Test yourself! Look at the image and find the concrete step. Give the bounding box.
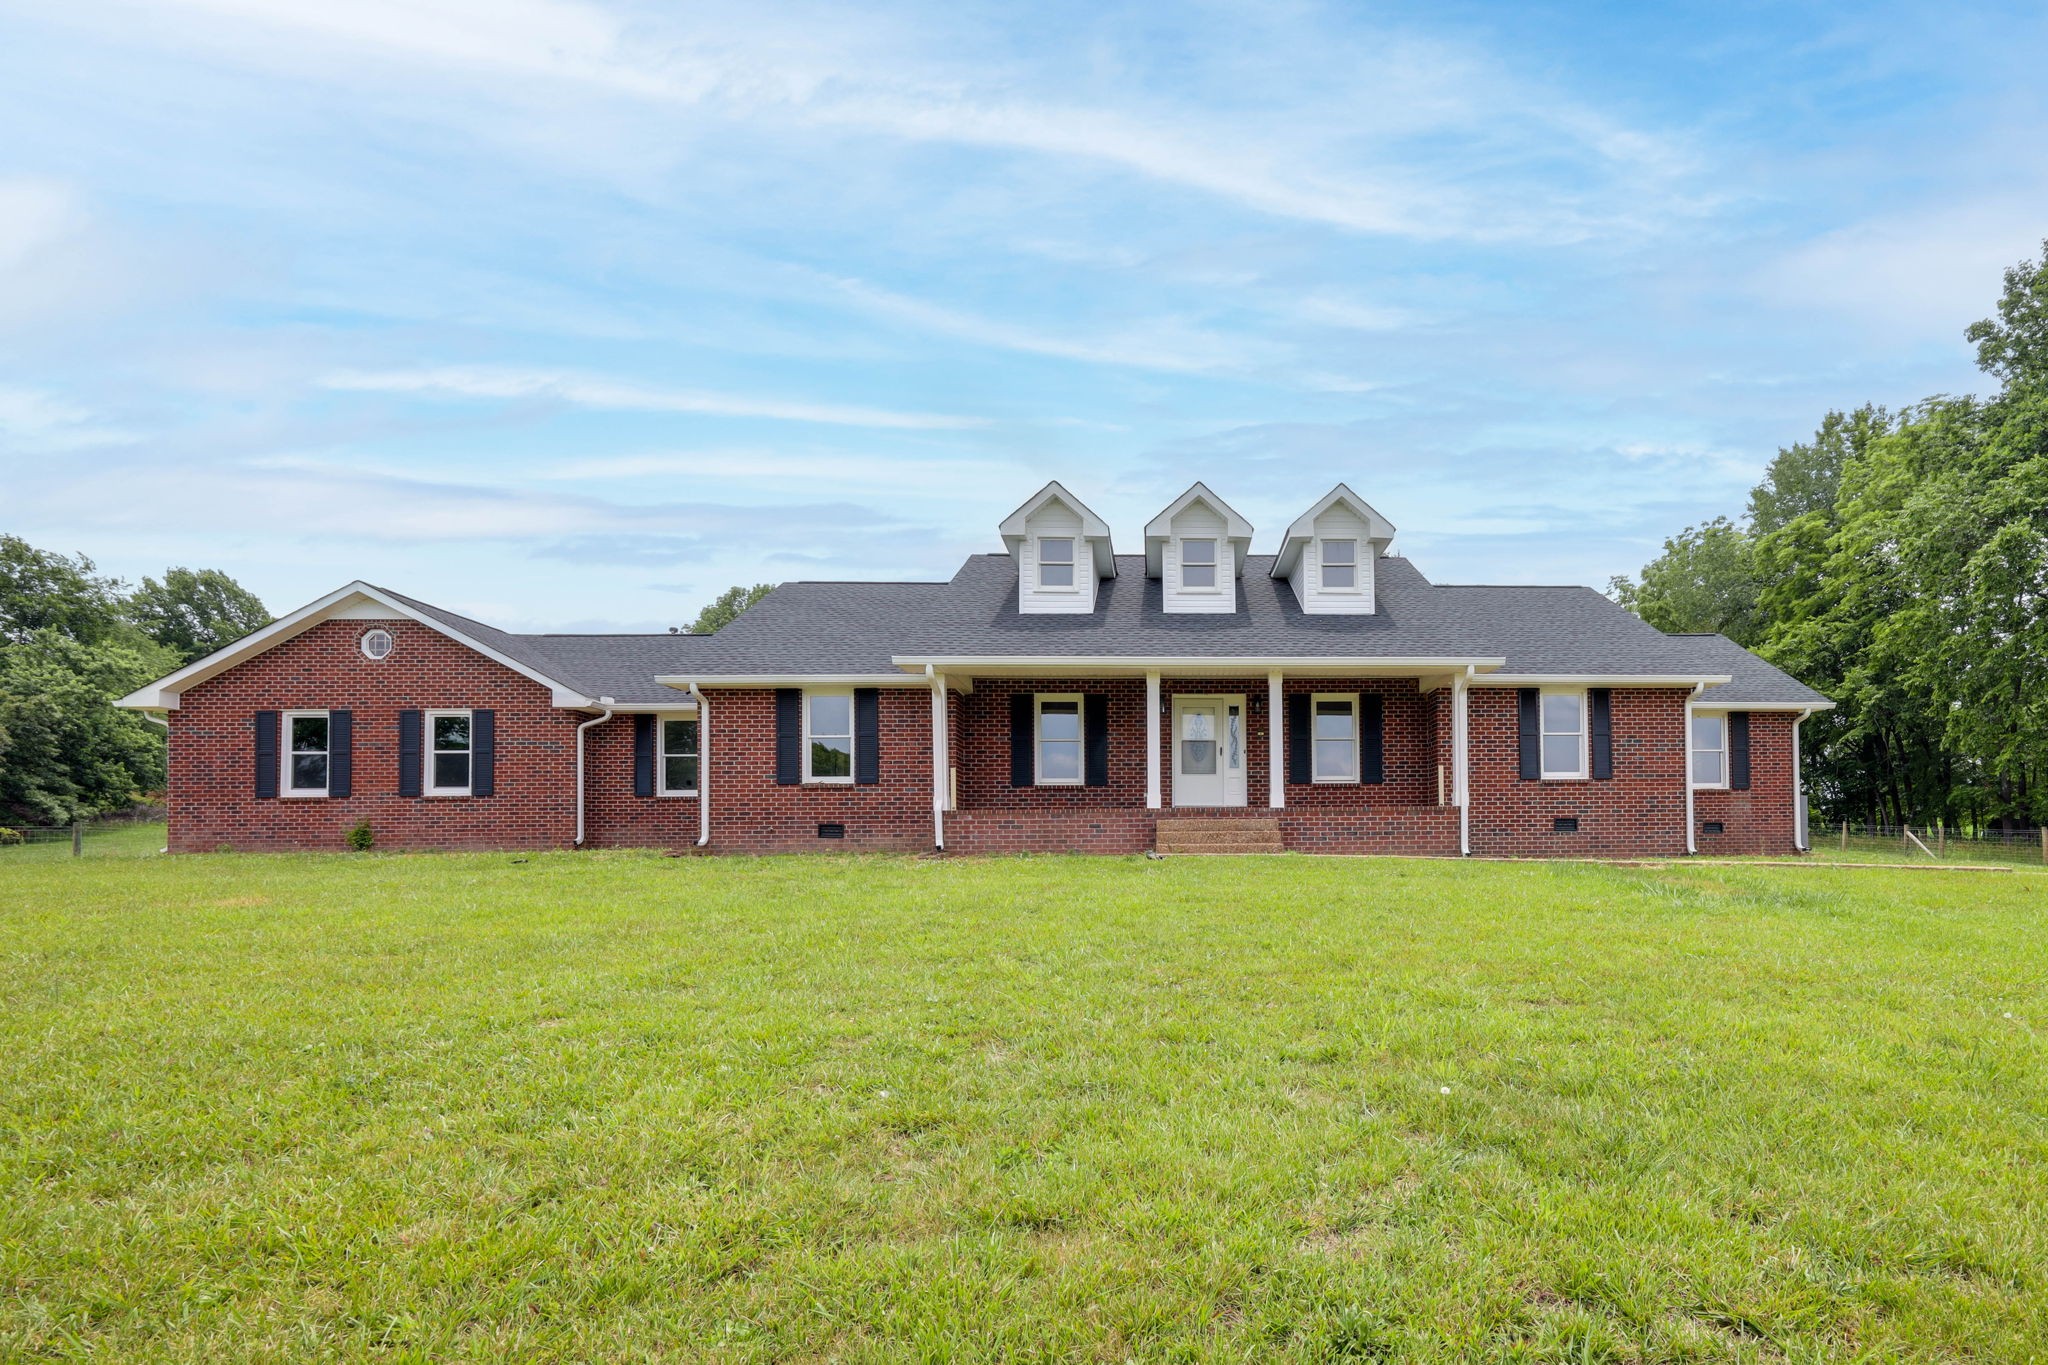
[1155,840,1286,856]
[1156,832,1286,849]
[1155,816,1285,855]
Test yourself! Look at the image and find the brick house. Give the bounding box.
[117,481,1830,857]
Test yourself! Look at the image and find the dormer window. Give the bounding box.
[1181,538,1217,590]
[1321,539,1358,591]
[1038,537,1076,589]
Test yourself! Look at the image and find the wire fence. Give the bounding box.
[0,817,167,860]
[1814,821,2048,866]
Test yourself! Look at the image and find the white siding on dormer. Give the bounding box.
[1162,500,1234,614]
[1017,500,1097,614]
[1290,505,1376,614]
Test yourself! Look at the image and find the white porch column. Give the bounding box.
[1793,708,1810,850]
[1145,670,1162,809]
[1267,670,1285,809]
[1453,667,1471,855]
[1683,683,1702,854]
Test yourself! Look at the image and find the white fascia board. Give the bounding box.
[891,655,1505,676]
[574,702,698,714]
[654,673,931,689]
[1697,699,1837,712]
[1472,673,1734,688]
[114,580,595,710]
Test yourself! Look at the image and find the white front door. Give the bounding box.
[1172,696,1247,807]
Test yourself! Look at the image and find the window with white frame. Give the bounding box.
[1036,695,1083,785]
[1038,536,1076,589]
[1540,691,1587,780]
[426,709,473,795]
[1692,712,1727,788]
[805,690,854,782]
[283,710,329,797]
[660,717,699,795]
[1180,538,1218,590]
[1320,538,1358,590]
[1312,694,1358,782]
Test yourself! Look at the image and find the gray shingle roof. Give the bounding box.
[376,557,1830,709]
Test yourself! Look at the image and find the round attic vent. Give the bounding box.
[360,628,395,660]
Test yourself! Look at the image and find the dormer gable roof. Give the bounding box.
[1142,481,1254,578]
[1270,483,1397,579]
[997,480,1116,576]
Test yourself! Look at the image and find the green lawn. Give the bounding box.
[2,852,2043,1362]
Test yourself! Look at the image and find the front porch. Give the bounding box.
[929,668,1472,856]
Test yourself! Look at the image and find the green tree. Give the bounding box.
[0,536,123,645]
[0,630,167,823]
[689,583,774,634]
[1965,237,2048,386]
[125,567,271,664]
[1749,406,1891,536]
[1608,517,1762,646]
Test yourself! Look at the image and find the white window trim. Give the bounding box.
[424,708,474,797]
[1035,692,1085,787]
[1177,537,1222,593]
[1310,692,1360,785]
[1319,538,1361,593]
[803,688,856,785]
[1036,536,1080,592]
[281,709,330,799]
[1540,688,1589,781]
[658,716,699,797]
[1692,710,1729,790]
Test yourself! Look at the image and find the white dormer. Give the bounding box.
[998,481,1116,615]
[1270,484,1397,614]
[1144,482,1253,614]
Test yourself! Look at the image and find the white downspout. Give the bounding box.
[1793,706,1813,851]
[927,664,946,851]
[1684,682,1704,854]
[1454,666,1472,857]
[687,683,710,847]
[574,707,613,847]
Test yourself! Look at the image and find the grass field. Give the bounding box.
[3,850,2044,1362]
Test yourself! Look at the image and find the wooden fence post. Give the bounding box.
[2040,826,2046,865]
[1937,824,1946,858]
[71,822,82,857]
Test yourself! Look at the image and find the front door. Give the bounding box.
[1172,696,1246,807]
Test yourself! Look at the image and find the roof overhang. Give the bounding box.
[114,581,596,711]
[891,654,1505,680]
[1471,674,1735,689]
[1271,483,1397,579]
[1142,482,1255,578]
[655,673,936,691]
[997,479,1116,577]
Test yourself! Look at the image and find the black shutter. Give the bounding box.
[1589,689,1613,780]
[775,689,802,785]
[1083,694,1109,787]
[1729,711,1751,790]
[1359,694,1384,784]
[1518,688,1541,780]
[1010,692,1034,787]
[254,710,278,799]
[398,710,422,797]
[633,714,655,797]
[472,710,496,796]
[329,709,353,798]
[1287,693,1311,786]
[854,688,880,785]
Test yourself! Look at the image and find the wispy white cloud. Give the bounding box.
[320,365,985,430]
[535,449,1023,486]
[0,384,138,454]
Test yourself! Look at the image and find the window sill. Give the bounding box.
[657,790,699,799]
[803,779,855,787]
[423,791,475,799]
[1310,777,1360,785]
[1539,775,1589,783]
[282,791,328,800]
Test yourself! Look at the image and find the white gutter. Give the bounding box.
[891,654,1505,672]
[656,673,918,689]
[574,707,613,846]
[927,665,946,851]
[1474,673,1733,689]
[1683,682,1705,854]
[687,683,710,847]
[1454,665,1472,857]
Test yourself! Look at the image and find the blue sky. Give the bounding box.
[3,0,2045,631]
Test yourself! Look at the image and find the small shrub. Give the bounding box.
[0,826,22,846]
[346,821,375,852]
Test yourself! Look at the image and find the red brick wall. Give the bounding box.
[1695,712,1799,855]
[581,715,699,850]
[1278,677,1440,807]
[700,686,935,852]
[956,679,1148,810]
[1465,686,1691,857]
[167,618,580,852]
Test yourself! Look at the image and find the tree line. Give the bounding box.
[0,542,268,825]
[1611,241,2048,831]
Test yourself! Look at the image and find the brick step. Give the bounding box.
[1155,840,1287,855]
[1156,830,1287,847]
[1155,817,1282,833]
